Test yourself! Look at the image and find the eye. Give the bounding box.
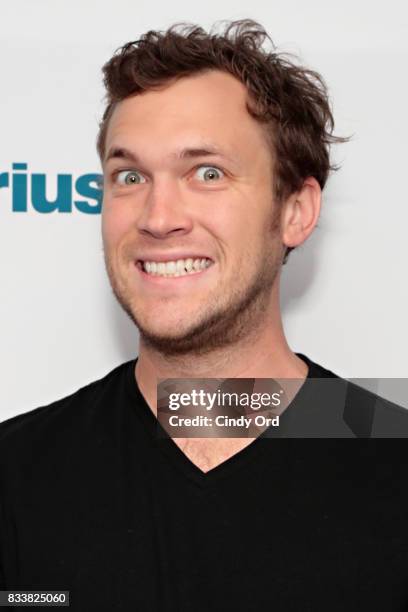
[115,170,146,185]
[195,166,224,182]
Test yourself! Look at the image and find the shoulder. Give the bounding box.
[345,382,408,438]
[0,359,135,457]
[298,353,408,437]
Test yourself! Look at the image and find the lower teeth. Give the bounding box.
[148,269,202,277]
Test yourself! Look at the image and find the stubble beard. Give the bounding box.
[104,237,283,358]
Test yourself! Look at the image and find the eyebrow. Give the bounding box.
[104,145,239,166]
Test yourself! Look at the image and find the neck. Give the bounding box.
[135,307,308,416]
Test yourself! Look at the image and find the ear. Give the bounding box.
[280,177,322,249]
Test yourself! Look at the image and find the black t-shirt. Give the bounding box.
[1,354,408,611]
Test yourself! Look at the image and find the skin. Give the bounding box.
[101,70,321,472]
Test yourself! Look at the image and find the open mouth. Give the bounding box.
[136,257,213,278]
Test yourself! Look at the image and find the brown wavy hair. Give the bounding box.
[97,19,348,262]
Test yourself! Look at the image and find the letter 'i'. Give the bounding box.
[12,163,28,212]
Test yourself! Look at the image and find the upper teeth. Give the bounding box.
[142,258,212,276]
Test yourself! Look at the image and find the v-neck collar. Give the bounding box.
[124,353,332,486]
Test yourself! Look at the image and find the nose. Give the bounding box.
[137,179,193,239]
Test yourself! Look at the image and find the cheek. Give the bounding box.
[101,201,133,248]
[204,209,261,274]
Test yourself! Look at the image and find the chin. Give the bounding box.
[139,322,191,342]
[137,327,204,356]
[133,310,200,341]
[133,307,222,356]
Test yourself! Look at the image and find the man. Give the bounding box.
[1,19,408,611]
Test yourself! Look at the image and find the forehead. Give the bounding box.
[104,70,269,158]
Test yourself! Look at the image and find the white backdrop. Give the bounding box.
[1,0,407,421]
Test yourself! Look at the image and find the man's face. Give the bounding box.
[102,70,285,355]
